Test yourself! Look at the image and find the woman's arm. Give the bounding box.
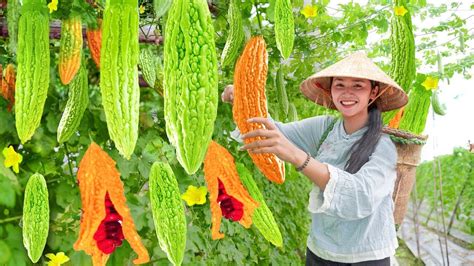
[223,84,331,155]
[241,117,398,220]
[240,117,331,190]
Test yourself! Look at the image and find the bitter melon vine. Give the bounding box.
[275,66,289,117]
[22,173,49,263]
[138,46,159,89]
[274,0,295,59]
[74,142,149,265]
[236,163,283,247]
[86,18,102,68]
[154,0,172,18]
[59,16,83,85]
[431,90,446,116]
[204,141,259,240]
[383,0,416,125]
[1,64,16,112]
[100,0,140,159]
[221,0,244,68]
[164,0,219,174]
[15,0,50,143]
[398,74,432,135]
[233,36,286,184]
[149,162,186,266]
[57,62,89,143]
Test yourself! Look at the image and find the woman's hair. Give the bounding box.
[330,78,383,174]
[344,103,382,174]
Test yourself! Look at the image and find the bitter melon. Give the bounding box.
[22,173,49,263]
[100,0,140,159]
[57,62,89,143]
[149,162,186,266]
[164,0,219,174]
[15,0,50,143]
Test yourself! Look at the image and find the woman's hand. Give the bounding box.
[221,85,234,104]
[240,117,305,166]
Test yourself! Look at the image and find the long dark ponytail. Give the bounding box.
[343,80,383,174]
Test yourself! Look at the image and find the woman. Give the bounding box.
[222,51,408,265]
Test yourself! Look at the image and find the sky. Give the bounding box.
[306,0,474,162]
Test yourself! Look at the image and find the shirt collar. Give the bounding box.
[337,119,368,139]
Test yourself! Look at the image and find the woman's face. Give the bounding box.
[330,77,379,118]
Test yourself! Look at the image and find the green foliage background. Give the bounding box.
[414,148,474,236]
[0,0,472,265]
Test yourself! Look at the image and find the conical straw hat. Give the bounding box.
[300,51,408,112]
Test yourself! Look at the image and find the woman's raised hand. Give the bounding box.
[221,84,234,104]
[240,117,301,165]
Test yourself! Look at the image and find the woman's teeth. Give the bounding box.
[341,101,357,106]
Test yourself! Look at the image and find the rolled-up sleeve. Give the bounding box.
[269,116,332,156]
[308,135,398,220]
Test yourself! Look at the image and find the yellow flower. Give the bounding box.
[2,146,22,174]
[45,252,70,266]
[47,0,58,14]
[421,76,439,90]
[301,5,318,18]
[139,4,145,14]
[181,185,207,206]
[394,6,408,16]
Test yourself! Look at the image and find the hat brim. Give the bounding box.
[299,51,409,112]
[300,75,408,112]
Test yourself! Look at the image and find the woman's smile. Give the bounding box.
[339,100,359,107]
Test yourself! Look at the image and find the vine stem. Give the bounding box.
[64,143,75,178]
[139,25,148,41]
[47,178,61,184]
[254,2,264,35]
[0,215,21,224]
[431,112,449,265]
[447,171,470,234]
[146,16,156,37]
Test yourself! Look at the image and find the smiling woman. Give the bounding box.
[226,51,409,265]
[328,76,383,173]
[331,77,377,111]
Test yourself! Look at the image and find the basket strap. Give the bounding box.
[315,116,338,154]
[397,161,419,167]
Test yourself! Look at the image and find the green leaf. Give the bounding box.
[137,160,151,180]
[69,251,93,266]
[266,0,276,22]
[46,111,60,133]
[0,155,21,193]
[0,110,15,136]
[0,240,12,264]
[3,224,28,266]
[108,241,135,265]
[54,181,79,209]
[115,156,137,180]
[0,175,16,208]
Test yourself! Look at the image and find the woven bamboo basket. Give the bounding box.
[381,127,428,225]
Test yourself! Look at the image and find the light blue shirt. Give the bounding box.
[271,115,399,263]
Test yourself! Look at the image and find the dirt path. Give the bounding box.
[398,216,474,265]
